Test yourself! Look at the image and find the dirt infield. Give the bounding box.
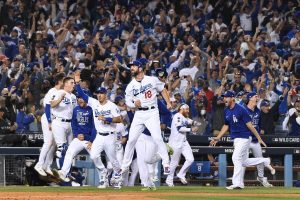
[1,192,300,200]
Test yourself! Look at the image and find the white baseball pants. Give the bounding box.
[36,114,56,170]
[90,134,121,173]
[122,109,169,170]
[60,138,105,180]
[166,141,194,182]
[232,137,271,187]
[51,119,73,146]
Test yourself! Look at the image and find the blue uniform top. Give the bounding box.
[71,105,95,142]
[224,103,252,139]
[245,106,261,143]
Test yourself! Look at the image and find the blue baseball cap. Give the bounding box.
[115,95,124,104]
[261,100,270,107]
[222,91,235,98]
[95,87,107,94]
[247,92,257,100]
[128,60,142,68]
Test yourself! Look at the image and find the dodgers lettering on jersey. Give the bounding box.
[245,106,261,142]
[87,97,120,133]
[125,75,165,108]
[169,112,193,148]
[224,103,252,139]
[71,105,95,142]
[51,90,77,119]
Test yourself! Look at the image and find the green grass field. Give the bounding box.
[0,186,299,200]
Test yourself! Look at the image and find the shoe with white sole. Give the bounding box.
[57,170,70,182]
[226,185,243,190]
[165,179,174,187]
[177,175,188,184]
[257,177,273,188]
[97,180,109,189]
[141,186,157,191]
[44,167,54,176]
[34,165,47,176]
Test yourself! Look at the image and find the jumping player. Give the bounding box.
[34,72,65,176]
[122,60,172,175]
[210,91,275,190]
[244,92,273,187]
[50,77,77,169]
[74,72,123,188]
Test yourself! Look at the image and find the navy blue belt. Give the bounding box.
[98,132,114,136]
[138,106,155,111]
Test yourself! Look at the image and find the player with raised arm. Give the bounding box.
[56,89,107,189]
[166,104,200,187]
[210,91,275,190]
[34,72,65,176]
[51,77,77,169]
[74,72,123,189]
[121,60,172,175]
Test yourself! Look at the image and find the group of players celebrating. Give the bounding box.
[33,59,275,190]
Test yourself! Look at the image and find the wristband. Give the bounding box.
[105,117,113,123]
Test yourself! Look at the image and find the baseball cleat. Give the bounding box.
[165,179,174,187]
[44,167,54,176]
[56,170,70,182]
[97,181,109,189]
[34,165,47,176]
[177,175,188,184]
[226,185,243,190]
[257,177,273,188]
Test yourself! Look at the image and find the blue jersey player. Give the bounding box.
[210,91,275,190]
[56,90,107,188]
[244,92,273,187]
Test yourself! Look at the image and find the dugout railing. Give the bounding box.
[0,146,299,187]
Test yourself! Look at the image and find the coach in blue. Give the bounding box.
[210,91,275,190]
[56,90,106,186]
[243,92,273,188]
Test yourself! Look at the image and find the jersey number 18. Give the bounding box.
[145,90,152,99]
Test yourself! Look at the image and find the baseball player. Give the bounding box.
[244,92,273,187]
[34,72,65,176]
[210,91,275,190]
[122,60,172,175]
[165,104,200,187]
[51,77,77,168]
[56,90,107,188]
[74,73,123,188]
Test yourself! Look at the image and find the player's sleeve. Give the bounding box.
[154,77,165,92]
[75,84,89,102]
[85,108,95,142]
[111,103,121,117]
[45,104,52,123]
[125,84,135,108]
[71,107,79,138]
[241,107,251,124]
[224,110,229,125]
[174,115,191,133]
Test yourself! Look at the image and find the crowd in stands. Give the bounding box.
[0,0,300,136]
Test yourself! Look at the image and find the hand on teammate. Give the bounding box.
[134,99,141,108]
[60,92,66,100]
[48,123,52,131]
[86,141,92,150]
[78,134,84,141]
[98,115,105,121]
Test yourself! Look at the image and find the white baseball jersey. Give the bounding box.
[43,87,59,108]
[125,75,164,108]
[169,112,193,148]
[88,97,120,133]
[51,90,77,119]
